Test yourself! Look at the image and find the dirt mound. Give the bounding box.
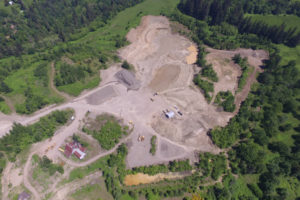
[115,70,141,90]
[186,45,198,64]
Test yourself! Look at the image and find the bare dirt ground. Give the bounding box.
[0,15,268,199]
[205,47,268,110]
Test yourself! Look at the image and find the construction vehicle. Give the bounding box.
[138,135,145,142]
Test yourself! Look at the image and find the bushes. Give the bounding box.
[201,64,218,82]
[247,184,263,199]
[232,54,251,91]
[16,87,48,114]
[131,160,193,175]
[197,153,227,180]
[34,63,48,86]
[150,136,157,156]
[121,61,133,70]
[210,119,241,148]
[83,116,128,150]
[55,63,87,86]
[193,75,214,102]
[214,91,236,112]
[39,155,64,175]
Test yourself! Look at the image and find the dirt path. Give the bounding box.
[234,67,261,112]
[23,152,40,200]
[50,171,102,200]
[0,95,15,113]
[1,162,12,200]
[50,62,73,101]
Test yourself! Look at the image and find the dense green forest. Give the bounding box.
[178,0,300,47]
[0,0,143,58]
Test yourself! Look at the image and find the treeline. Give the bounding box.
[178,0,300,47]
[0,0,143,58]
[0,109,73,161]
[131,160,192,175]
[238,17,300,47]
[193,75,214,102]
[232,54,251,90]
[178,0,300,23]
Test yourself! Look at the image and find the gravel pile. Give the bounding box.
[115,69,141,90]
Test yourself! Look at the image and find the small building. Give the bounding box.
[64,141,86,160]
[165,111,175,119]
[18,191,31,200]
[74,149,86,159]
[9,1,14,5]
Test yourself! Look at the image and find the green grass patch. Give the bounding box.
[0,100,11,114]
[70,179,114,200]
[67,156,108,183]
[246,14,300,34]
[58,76,100,96]
[276,44,300,70]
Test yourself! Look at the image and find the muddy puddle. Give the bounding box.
[124,171,193,186]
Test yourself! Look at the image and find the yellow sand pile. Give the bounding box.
[186,45,198,64]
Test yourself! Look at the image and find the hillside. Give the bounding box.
[0,0,299,200]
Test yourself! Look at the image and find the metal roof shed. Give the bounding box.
[165,111,175,119]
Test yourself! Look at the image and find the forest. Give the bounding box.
[0,0,143,58]
[178,0,300,47]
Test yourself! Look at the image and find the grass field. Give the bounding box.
[69,178,114,200]
[0,100,11,114]
[246,14,300,33]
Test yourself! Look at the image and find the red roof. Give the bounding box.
[74,151,81,159]
[65,144,73,158]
